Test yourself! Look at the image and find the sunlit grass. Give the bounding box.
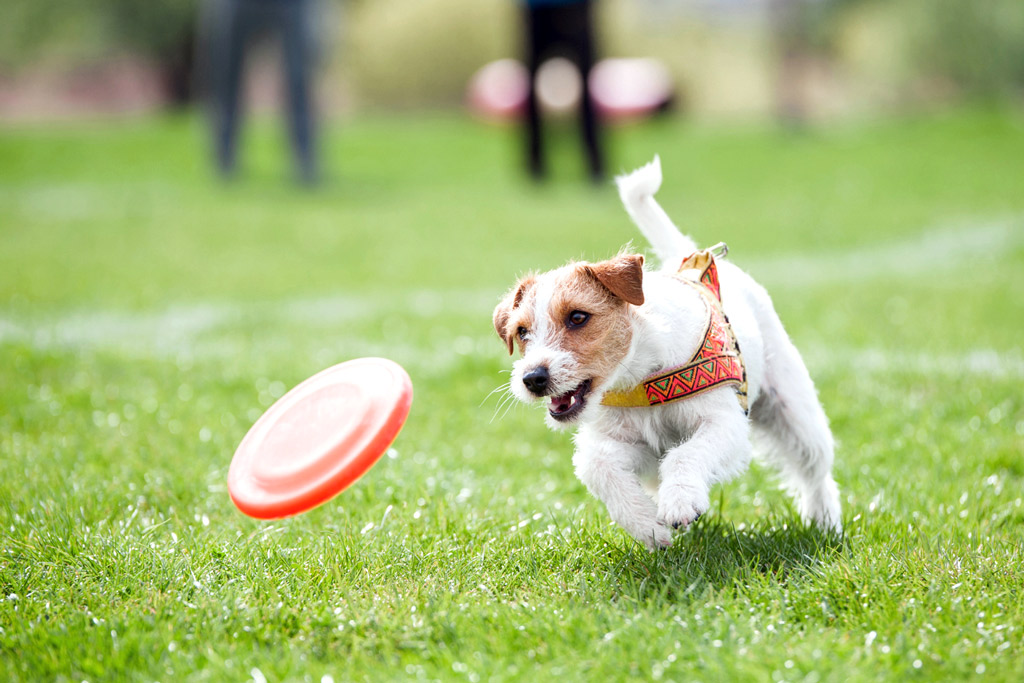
[1,108,1023,681]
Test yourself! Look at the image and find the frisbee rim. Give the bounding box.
[228,357,412,519]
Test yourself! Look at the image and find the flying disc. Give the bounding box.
[228,357,413,519]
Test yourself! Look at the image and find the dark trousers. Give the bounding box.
[208,0,318,183]
[523,2,604,181]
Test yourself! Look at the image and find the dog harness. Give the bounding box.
[600,243,749,413]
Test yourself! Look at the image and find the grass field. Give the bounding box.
[2,108,1023,682]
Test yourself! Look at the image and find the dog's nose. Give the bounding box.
[522,367,550,396]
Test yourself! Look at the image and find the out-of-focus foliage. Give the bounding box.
[346,0,515,108]
[1,0,1022,109]
[0,0,197,67]
[103,0,199,59]
[0,1,105,66]
[905,0,1024,96]
[794,0,1024,96]
[0,0,199,104]
[343,0,1024,110]
[103,0,199,102]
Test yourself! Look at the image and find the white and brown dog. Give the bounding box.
[493,157,842,550]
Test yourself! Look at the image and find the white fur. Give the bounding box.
[507,157,842,550]
[615,155,697,263]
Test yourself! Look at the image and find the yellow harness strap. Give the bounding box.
[601,243,749,413]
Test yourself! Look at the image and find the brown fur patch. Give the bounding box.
[543,263,636,390]
[493,274,536,355]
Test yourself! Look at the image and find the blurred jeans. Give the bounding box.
[206,0,319,183]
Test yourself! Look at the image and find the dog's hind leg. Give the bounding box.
[750,330,843,532]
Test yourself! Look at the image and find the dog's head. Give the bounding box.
[493,253,645,429]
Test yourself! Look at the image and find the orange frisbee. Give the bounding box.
[228,357,413,519]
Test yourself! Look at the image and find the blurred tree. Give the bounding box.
[347,0,514,107]
[907,0,1024,97]
[0,0,199,106]
[825,0,1024,97]
[102,0,200,105]
[3,0,1021,113]
[0,1,106,67]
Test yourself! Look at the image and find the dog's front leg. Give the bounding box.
[573,430,672,551]
[657,401,751,529]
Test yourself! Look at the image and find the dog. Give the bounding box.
[492,156,842,550]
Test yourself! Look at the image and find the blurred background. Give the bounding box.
[2,0,1022,126]
[2,0,1023,327]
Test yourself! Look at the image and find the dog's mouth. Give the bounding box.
[548,379,592,422]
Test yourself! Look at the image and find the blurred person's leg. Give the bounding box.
[523,5,550,180]
[524,1,604,182]
[280,0,319,184]
[211,0,249,177]
[568,1,604,182]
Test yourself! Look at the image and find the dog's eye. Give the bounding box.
[567,311,590,328]
[517,326,528,341]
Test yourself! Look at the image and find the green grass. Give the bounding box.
[1,107,1023,682]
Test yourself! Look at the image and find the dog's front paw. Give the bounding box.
[657,484,709,530]
[613,514,673,551]
[633,520,674,551]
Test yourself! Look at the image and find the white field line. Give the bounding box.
[801,346,1024,381]
[0,290,497,355]
[1,218,1021,377]
[740,216,1023,288]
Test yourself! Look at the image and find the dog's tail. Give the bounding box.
[616,155,697,265]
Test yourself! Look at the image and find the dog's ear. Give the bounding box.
[492,302,515,356]
[493,275,535,355]
[587,254,645,306]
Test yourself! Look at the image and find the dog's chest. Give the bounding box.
[596,401,702,455]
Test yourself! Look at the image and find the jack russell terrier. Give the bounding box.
[492,157,842,550]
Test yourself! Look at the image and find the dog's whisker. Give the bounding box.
[490,390,514,415]
[479,382,512,408]
[489,387,520,423]
[494,390,516,413]
[491,398,519,424]
[496,395,524,422]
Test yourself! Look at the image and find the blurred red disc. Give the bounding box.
[467,58,529,120]
[590,58,674,119]
[228,358,413,519]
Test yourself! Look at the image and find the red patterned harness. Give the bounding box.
[600,244,749,413]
